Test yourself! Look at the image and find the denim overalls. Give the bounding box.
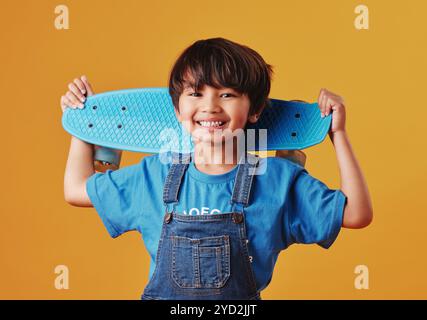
[141,152,262,300]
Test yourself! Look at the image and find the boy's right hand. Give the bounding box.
[60,75,94,112]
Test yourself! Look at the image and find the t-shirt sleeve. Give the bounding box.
[285,166,347,249]
[86,163,143,238]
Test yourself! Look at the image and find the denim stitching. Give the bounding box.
[215,247,221,287]
[162,164,176,203]
[193,244,200,288]
[231,166,244,204]
[231,153,259,207]
[170,234,230,289]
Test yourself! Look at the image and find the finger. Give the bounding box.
[60,95,68,112]
[66,91,84,108]
[317,89,325,115]
[324,98,333,116]
[73,78,86,96]
[61,95,74,111]
[68,83,86,102]
[80,75,94,96]
[317,89,323,106]
[327,91,343,104]
[66,91,81,106]
[320,93,328,117]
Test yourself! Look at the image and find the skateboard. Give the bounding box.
[62,87,332,157]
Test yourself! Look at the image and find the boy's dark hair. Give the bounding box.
[168,37,274,117]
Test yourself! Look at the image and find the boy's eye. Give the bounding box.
[188,92,235,98]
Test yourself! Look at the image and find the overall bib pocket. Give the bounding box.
[171,235,231,289]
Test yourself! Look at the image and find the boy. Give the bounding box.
[62,38,373,300]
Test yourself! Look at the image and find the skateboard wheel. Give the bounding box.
[93,146,122,172]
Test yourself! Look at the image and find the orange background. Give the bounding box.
[0,0,426,299]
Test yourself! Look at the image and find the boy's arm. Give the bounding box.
[318,88,373,229]
[330,131,373,228]
[62,75,122,207]
[64,136,96,207]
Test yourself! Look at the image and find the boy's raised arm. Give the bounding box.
[330,131,373,228]
[318,88,373,229]
[61,75,122,207]
[64,136,95,207]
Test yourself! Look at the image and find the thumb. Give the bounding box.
[81,75,94,96]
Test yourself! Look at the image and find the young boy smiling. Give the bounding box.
[62,37,373,300]
[175,73,260,175]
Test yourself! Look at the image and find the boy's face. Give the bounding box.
[175,82,260,145]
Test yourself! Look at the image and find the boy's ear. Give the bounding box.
[247,113,260,123]
[247,104,266,123]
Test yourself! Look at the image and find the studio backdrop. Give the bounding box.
[0,0,425,299]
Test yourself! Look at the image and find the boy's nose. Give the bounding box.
[198,99,222,113]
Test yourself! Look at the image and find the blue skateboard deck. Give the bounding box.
[62,88,331,153]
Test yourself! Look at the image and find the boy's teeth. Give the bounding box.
[198,121,224,127]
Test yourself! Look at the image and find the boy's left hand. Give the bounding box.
[317,88,346,136]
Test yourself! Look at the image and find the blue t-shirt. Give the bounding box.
[86,153,347,291]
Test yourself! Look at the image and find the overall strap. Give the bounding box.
[230,152,260,213]
[162,152,191,213]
